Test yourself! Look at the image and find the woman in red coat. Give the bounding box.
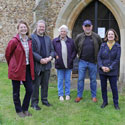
[5,20,34,117]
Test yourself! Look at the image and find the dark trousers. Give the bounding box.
[100,74,119,105]
[31,70,50,106]
[12,65,33,113]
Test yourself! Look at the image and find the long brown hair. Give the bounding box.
[17,20,30,37]
[104,28,119,42]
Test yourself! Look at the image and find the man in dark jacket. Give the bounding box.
[75,20,102,103]
[31,20,54,110]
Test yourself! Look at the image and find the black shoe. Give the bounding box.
[42,102,52,107]
[17,112,26,118]
[101,102,108,108]
[114,105,120,110]
[23,111,32,116]
[31,105,41,110]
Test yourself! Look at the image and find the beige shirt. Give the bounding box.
[61,39,68,68]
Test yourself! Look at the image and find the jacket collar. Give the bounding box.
[13,34,31,42]
[56,36,69,42]
[32,33,49,53]
[19,34,28,42]
[102,42,119,47]
[13,34,20,42]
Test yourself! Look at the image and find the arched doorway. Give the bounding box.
[72,0,121,76]
[72,0,120,41]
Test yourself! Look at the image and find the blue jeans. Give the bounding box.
[77,60,97,98]
[57,69,72,96]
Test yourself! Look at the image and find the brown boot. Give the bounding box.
[75,97,82,103]
[92,97,97,102]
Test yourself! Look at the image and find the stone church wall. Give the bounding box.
[0,0,125,62]
[0,0,67,61]
[0,0,35,61]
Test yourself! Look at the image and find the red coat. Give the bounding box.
[5,34,35,81]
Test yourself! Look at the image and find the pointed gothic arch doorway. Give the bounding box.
[72,0,120,77]
[72,0,120,40]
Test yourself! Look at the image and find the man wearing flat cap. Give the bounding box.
[75,19,102,103]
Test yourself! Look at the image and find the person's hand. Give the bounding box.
[40,58,47,64]
[105,67,110,72]
[101,66,110,72]
[102,66,106,72]
[45,56,52,63]
[56,56,59,59]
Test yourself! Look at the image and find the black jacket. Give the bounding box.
[31,34,55,75]
[98,42,121,76]
[75,32,102,63]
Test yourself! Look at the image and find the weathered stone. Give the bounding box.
[0,0,35,61]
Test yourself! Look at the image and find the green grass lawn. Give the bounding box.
[0,62,125,125]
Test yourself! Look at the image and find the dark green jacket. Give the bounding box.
[75,32,102,63]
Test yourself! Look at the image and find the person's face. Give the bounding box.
[60,28,67,38]
[18,23,28,35]
[37,23,45,35]
[82,25,93,34]
[107,30,115,41]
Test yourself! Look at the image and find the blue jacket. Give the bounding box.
[31,34,55,75]
[52,36,76,69]
[98,42,121,76]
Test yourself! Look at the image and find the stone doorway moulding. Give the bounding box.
[54,0,125,91]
